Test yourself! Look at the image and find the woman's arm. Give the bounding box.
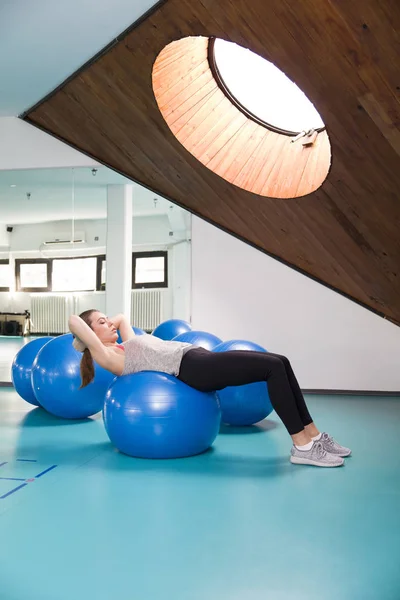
[68,315,105,352]
[109,313,136,342]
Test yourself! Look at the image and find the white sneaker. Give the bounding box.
[290,441,344,467]
[319,432,352,457]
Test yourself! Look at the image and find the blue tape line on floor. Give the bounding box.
[0,462,58,500]
[0,483,28,499]
[34,465,58,478]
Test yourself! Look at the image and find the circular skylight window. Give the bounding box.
[212,38,325,135]
[153,36,331,199]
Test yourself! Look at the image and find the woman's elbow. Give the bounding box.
[68,315,80,331]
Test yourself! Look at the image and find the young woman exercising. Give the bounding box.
[69,310,351,468]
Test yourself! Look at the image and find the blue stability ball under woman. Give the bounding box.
[214,340,273,426]
[103,371,221,458]
[173,330,222,350]
[31,333,115,419]
[152,319,192,341]
[11,337,53,406]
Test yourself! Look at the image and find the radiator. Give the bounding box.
[31,294,76,334]
[30,291,162,334]
[131,289,162,331]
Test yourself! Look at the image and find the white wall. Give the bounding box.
[74,292,106,316]
[191,217,400,391]
[170,241,191,322]
[0,292,29,314]
[0,118,100,170]
[0,215,191,322]
[0,215,179,255]
[3,219,107,254]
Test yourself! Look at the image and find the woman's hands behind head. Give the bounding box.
[72,336,87,352]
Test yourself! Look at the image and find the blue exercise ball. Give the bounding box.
[132,326,145,336]
[103,371,221,458]
[152,319,192,341]
[173,330,222,350]
[213,340,273,426]
[11,337,53,406]
[31,333,115,419]
[117,325,145,343]
[214,340,267,353]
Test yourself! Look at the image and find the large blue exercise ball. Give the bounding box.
[213,340,273,426]
[31,333,115,419]
[132,326,145,335]
[173,330,222,350]
[11,337,53,406]
[103,371,221,458]
[152,319,192,341]
[117,326,145,343]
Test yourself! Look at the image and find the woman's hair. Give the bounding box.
[78,309,98,389]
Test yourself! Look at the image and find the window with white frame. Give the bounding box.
[16,259,50,292]
[98,257,106,291]
[0,260,10,291]
[52,257,97,292]
[132,251,168,288]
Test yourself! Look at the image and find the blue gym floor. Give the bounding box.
[1,384,400,600]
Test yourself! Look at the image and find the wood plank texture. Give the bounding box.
[152,36,331,199]
[24,0,400,323]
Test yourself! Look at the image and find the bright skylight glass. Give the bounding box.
[214,38,324,133]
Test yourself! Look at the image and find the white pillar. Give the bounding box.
[106,185,133,318]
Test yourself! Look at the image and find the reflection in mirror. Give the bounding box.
[0,166,191,381]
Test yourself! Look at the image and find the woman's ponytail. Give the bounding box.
[80,348,95,388]
[75,308,98,388]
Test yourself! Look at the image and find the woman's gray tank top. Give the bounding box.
[121,334,192,376]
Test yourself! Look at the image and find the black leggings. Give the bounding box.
[178,348,313,435]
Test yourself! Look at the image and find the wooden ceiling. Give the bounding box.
[153,36,331,199]
[24,0,400,324]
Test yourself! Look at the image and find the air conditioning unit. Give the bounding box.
[43,231,86,245]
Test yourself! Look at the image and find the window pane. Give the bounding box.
[135,257,165,284]
[0,264,10,288]
[101,260,106,286]
[20,263,48,288]
[52,258,96,292]
[214,38,324,133]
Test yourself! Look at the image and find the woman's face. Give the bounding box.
[89,312,118,345]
